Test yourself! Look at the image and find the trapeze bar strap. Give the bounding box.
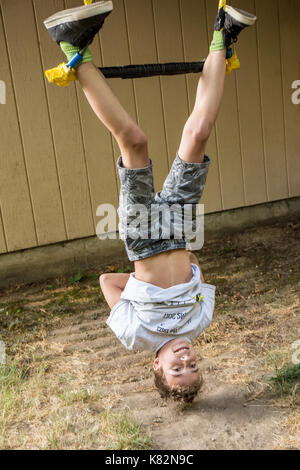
[67,52,83,69]
[99,61,205,79]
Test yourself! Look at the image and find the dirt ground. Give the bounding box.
[0,218,299,450]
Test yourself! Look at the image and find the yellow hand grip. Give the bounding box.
[226,50,240,75]
[218,0,226,12]
[45,63,77,87]
[218,0,241,75]
[84,0,94,4]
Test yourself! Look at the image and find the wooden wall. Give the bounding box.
[0,0,299,254]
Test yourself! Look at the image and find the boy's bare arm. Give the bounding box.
[99,273,130,309]
[188,252,205,283]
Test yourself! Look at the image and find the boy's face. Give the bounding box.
[153,338,199,387]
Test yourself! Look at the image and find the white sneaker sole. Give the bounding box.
[44,0,113,29]
[226,5,257,26]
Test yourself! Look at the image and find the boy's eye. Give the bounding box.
[173,367,180,372]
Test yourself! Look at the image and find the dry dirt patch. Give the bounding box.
[0,220,299,449]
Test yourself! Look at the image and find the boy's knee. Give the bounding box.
[184,117,213,148]
[118,125,148,152]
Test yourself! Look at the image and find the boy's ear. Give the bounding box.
[153,357,160,371]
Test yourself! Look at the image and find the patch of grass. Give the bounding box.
[45,407,153,450]
[58,389,93,405]
[268,363,300,399]
[0,303,27,332]
[68,271,99,285]
[265,349,290,369]
[1,357,153,450]
[116,266,131,274]
[68,271,84,285]
[0,359,52,446]
[0,361,30,447]
[102,409,153,450]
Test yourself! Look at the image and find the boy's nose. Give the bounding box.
[180,354,189,361]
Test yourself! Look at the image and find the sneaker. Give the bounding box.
[223,6,257,48]
[44,0,113,49]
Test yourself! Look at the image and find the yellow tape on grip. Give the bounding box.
[218,0,241,75]
[218,0,226,11]
[226,50,240,75]
[84,0,94,4]
[45,63,77,87]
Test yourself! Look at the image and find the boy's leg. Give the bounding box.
[178,49,226,164]
[155,3,257,245]
[45,1,149,170]
[76,62,156,260]
[178,2,257,164]
[76,62,149,170]
[44,2,155,261]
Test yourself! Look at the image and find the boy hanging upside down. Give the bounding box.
[44,1,257,403]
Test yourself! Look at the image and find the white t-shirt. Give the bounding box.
[106,264,216,353]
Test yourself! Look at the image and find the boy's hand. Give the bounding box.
[99,273,131,309]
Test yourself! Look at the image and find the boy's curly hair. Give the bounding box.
[153,368,203,404]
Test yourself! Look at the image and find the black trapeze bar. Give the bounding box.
[98,61,205,79]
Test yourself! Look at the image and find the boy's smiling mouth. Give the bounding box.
[174,346,190,353]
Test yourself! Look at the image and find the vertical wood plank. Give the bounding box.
[255,0,289,202]
[1,0,66,246]
[278,0,300,197]
[152,0,190,167]
[180,0,222,213]
[34,0,95,239]
[0,205,7,253]
[206,0,245,211]
[124,0,169,192]
[0,1,37,252]
[232,0,267,206]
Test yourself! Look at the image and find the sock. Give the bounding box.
[210,30,225,52]
[60,41,93,66]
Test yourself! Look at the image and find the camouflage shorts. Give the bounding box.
[117,153,210,262]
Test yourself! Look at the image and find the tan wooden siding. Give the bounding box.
[0,0,299,255]
[0,203,7,253]
[278,0,300,197]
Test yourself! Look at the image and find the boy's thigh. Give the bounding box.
[117,156,155,246]
[153,153,211,246]
[155,153,211,206]
[116,153,211,261]
[117,155,187,260]
[117,156,155,207]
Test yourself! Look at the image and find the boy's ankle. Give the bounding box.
[60,41,93,66]
[210,30,225,53]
